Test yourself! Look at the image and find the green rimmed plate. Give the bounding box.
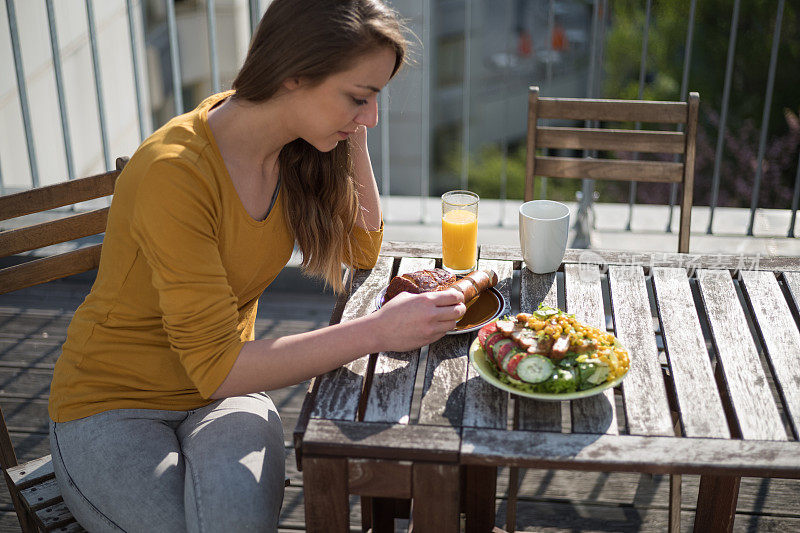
[468,334,629,401]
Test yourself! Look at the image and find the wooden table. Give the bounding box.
[294,241,800,532]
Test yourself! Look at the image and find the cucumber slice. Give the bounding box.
[515,354,555,384]
[586,364,610,385]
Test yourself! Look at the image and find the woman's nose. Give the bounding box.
[355,97,379,128]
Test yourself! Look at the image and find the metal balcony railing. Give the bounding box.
[3,0,798,240]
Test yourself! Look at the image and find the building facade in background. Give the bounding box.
[0,0,594,196]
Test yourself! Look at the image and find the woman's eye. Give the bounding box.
[352,97,368,106]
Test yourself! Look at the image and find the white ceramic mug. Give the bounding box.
[519,200,570,274]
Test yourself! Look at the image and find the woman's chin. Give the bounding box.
[306,138,340,153]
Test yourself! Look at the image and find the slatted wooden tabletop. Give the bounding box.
[295,242,800,533]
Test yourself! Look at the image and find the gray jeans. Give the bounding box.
[49,393,285,532]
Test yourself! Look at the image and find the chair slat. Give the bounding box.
[7,455,55,490]
[0,244,102,296]
[48,520,85,532]
[536,126,685,154]
[535,156,684,183]
[695,270,785,440]
[679,93,700,253]
[0,208,108,258]
[740,270,800,437]
[607,265,673,436]
[538,97,687,124]
[651,268,729,438]
[363,257,435,424]
[564,264,619,435]
[518,268,562,431]
[311,257,394,421]
[525,88,539,202]
[20,476,62,511]
[0,171,118,222]
[35,499,74,530]
[462,259,513,429]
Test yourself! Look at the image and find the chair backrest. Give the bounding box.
[0,157,128,296]
[0,158,126,531]
[525,86,699,253]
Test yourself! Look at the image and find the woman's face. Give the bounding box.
[288,47,397,152]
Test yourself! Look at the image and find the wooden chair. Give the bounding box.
[524,85,699,253]
[0,158,290,531]
[509,88,700,533]
[0,158,126,532]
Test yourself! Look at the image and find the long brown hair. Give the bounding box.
[231,0,407,291]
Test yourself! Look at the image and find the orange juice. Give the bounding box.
[442,209,478,271]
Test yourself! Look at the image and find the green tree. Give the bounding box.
[604,0,800,208]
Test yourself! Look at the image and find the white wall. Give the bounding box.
[0,0,150,190]
[175,0,251,93]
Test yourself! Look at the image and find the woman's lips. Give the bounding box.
[337,130,356,139]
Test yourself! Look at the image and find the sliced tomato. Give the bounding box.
[483,332,507,361]
[495,341,517,370]
[505,351,528,378]
[477,322,498,347]
[490,339,514,368]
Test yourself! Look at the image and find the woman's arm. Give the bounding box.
[210,289,465,398]
[350,126,382,231]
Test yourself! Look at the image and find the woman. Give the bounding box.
[48,1,466,531]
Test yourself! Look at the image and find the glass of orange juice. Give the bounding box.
[441,190,479,274]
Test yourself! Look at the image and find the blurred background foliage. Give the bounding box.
[449,0,799,208]
[605,0,799,208]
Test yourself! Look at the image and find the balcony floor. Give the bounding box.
[1,273,799,532]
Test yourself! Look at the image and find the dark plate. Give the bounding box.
[374,286,505,335]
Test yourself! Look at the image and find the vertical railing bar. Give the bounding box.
[572,0,601,247]
[626,0,651,232]
[595,0,611,94]
[460,0,472,191]
[546,0,554,89]
[249,0,259,38]
[206,0,220,93]
[380,90,390,221]
[127,0,147,142]
[585,0,599,119]
[666,0,696,233]
[589,0,609,230]
[6,0,39,187]
[540,0,556,201]
[596,1,608,102]
[788,151,800,238]
[86,0,112,172]
[707,0,740,234]
[165,0,183,115]
[498,0,512,225]
[420,0,431,224]
[746,0,784,236]
[46,0,76,182]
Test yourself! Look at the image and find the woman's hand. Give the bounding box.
[351,124,369,146]
[212,288,466,398]
[349,126,382,231]
[368,289,467,352]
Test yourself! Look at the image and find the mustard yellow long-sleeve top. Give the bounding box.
[49,92,383,422]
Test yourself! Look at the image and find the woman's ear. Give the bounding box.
[283,76,302,91]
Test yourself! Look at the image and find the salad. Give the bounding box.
[476,305,630,394]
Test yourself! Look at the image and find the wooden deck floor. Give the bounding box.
[1,274,799,532]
